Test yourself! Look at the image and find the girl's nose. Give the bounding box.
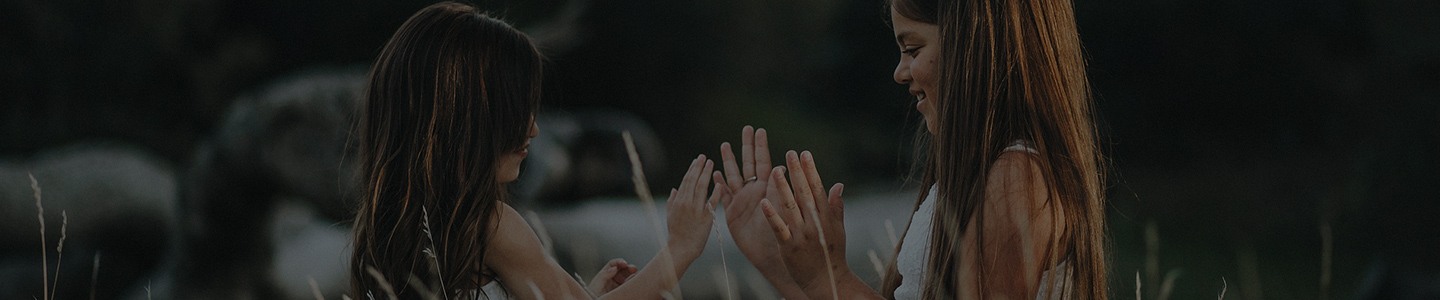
[893,57,911,85]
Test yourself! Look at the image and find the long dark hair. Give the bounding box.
[350,2,542,298]
[881,0,1107,299]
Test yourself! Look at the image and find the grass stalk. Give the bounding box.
[1218,277,1227,300]
[365,266,399,300]
[622,131,684,299]
[1135,271,1141,300]
[50,211,68,300]
[89,253,100,300]
[868,250,885,279]
[419,208,447,298]
[1157,269,1181,300]
[804,202,839,300]
[310,276,326,300]
[32,174,49,300]
[714,219,734,300]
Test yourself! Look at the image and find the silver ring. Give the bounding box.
[744,176,759,184]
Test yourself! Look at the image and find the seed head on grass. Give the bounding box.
[32,174,49,300]
[419,207,447,298]
[623,131,685,299]
[50,211,68,300]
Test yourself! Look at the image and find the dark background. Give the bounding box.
[2,0,1437,298]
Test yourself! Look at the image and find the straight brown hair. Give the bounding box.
[881,0,1107,299]
[349,2,542,298]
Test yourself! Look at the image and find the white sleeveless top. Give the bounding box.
[479,281,509,299]
[460,281,509,299]
[894,142,1072,300]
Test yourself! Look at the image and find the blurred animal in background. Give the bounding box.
[168,67,667,299]
[0,144,177,299]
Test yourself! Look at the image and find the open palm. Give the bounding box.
[715,126,811,298]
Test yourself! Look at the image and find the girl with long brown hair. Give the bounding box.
[714,0,1106,298]
[349,2,723,299]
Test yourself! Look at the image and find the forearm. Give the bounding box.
[753,263,809,299]
[597,246,696,299]
[801,270,884,300]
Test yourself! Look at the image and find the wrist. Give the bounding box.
[799,267,862,299]
[754,263,807,299]
[663,240,702,263]
[658,244,699,274]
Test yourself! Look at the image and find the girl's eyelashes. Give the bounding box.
[901,46,921,57]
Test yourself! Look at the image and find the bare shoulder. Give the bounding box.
[486,202,545,265]
[985,151,1047,206]
[982,151,1064,239]
[982,150,1067,251]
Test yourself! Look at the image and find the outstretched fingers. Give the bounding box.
[741,126,756,180]
[694,159,715,207]
[801,152,827,201]
[784,151,817,220]
[720,142,743,191]
[768,166,803,229]
[755,128,772,182]
[760,198,792,241]
[676,155,704,202]
[710,171,729,209]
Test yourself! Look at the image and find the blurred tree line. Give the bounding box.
[2,0,1437,298]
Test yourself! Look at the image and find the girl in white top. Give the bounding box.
[711,0,1107,298]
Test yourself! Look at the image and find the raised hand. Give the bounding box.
[716,126,780,265]
[761,150,875,299]
[665,154,721,261]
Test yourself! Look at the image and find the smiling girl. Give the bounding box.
[718,0,1108,299]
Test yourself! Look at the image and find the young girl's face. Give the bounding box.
[891,9,941,135]
[497,118,539,183]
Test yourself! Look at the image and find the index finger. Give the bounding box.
[741,126,756,179]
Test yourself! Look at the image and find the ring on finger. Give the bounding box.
[744,176,759,184]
